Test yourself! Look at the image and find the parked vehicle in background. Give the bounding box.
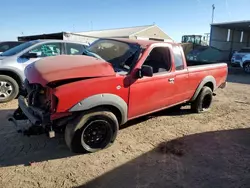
[0,40,88,103]
[231,47,250,67]
[240,54,250,74]
[10,38,228,153]
[0,41,24,54]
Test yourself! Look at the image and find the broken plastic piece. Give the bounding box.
[49,131,55,138]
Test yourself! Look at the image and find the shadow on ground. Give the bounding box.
[0,109,75,167]
[0,107,193,167]
[77,128,250,188]
[227,67,250,85]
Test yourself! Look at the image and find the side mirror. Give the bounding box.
[137,65,153,78]
[21,52,38,59]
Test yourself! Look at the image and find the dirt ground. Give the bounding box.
[0,68,250,188]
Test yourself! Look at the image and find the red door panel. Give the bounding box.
[171,69,191,104]
[128,72,176,119]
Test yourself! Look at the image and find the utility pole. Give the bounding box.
[212,4,215,24]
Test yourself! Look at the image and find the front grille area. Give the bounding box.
[24,79,51,111]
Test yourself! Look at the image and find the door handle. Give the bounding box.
[168,78,175,83]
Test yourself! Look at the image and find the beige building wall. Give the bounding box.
[130,26,173,41]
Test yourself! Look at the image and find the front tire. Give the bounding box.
[191,86,213,113]
[65,110,119,153]
[0,75,19,103]
[243,62,250,74]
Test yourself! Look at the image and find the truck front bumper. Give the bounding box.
[10,96,50,127]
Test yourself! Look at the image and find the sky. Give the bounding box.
[1,0,250,42]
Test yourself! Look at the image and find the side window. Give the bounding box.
[173,46,184,70]
[66,43,85,55]
[143,47,171,74]
[29,43,61,57]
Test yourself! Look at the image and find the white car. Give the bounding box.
[231,47,250,68]
[0,40,89,102]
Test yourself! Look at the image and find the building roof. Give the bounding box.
[211,20,250,31]
[17,24,173,42]
[75,25,156,38]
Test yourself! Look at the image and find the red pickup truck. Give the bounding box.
[10,38,228,153]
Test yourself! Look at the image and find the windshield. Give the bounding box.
[86,39,140,71]
[0,41,39,56]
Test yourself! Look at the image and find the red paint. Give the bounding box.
[51,112,72,120]
[24,39,228,122]
[25,55,115,86]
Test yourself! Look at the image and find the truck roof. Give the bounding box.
[110,38,175,48]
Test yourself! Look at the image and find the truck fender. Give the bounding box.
[190,76,216,101]
[69,93,128,125]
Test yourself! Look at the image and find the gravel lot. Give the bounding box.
[0,68,250,188]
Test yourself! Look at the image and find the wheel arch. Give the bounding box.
[243,61,250,73]
[190,76,216,101]
[69,93,128,125]
[243,60,250,67]
[0,69,23,87]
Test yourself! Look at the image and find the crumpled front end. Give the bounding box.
[9,79,59,136]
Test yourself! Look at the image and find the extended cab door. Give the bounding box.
[128,45,176,119]
[171,45,191,104]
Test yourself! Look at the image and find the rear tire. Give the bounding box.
[191,86,213,113]
[0,75,19,103]
[65,110,119,153]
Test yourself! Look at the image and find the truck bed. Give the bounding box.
[186,60,226,67]
[186,61,228,92]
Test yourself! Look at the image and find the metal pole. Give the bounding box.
[212,4,215,23]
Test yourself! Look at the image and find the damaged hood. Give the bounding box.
[25,55,115,86]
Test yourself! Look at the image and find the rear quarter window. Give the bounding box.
[173,46,184,70]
